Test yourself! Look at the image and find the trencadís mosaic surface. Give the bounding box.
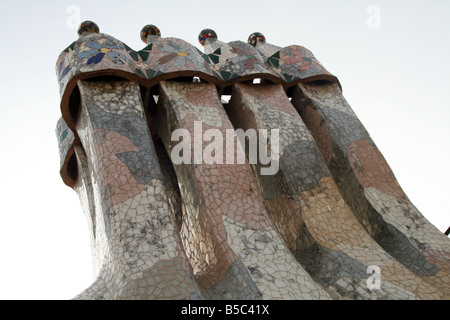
[55,22,450,300]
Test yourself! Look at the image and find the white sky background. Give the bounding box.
[0,0,448,300]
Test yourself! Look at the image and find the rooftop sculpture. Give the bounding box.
[55,21,450,300]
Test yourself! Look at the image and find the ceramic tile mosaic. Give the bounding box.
[72,80,203,299]
[291,82,450,298]
[56,117,75,169]
[226,83,446,299]
[55,22,450,300]
[153,80,330,299]
[55,25,336,130]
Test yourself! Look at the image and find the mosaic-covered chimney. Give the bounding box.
[55,21,450,300]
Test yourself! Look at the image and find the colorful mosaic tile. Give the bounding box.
[140,24,161,44]
[198,28,218,47]
[247,32,266,47]
[55,22,337,114]
[55,23,450,300]
[77,20,100,36]
[226,83,445,299]
[291,82,450,297]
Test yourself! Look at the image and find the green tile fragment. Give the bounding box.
[142,43,153,51]
[135,68,146,78]
[138,50,150,62]
[64,42,75,53]
[220,70,231,81]
[146,69,164,79]
[202,54,211,64]
[208,54,219,64]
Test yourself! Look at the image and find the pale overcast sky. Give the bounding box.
[0,0,448,299]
